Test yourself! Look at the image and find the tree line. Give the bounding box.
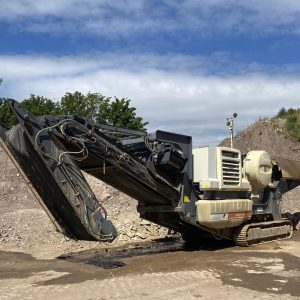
[0,92,148,130]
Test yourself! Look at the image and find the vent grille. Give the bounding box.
[221,150,240,186]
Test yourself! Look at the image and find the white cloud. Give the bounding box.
[0,53,299,146]
[2,0,300,36]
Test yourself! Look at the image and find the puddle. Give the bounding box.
[1,238,300,297]
[0,238,234,285]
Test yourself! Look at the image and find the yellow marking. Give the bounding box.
[183,195,190,203]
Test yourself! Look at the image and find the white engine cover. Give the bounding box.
[244,151,272,191]
[193,147,250,191]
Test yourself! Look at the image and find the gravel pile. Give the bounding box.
[0,143,167,249]
[220,118,300,160]
[84,172,168,242]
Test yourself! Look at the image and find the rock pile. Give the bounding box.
[84,172,168,242]
[0,143,167,249]
[219,118,300,160]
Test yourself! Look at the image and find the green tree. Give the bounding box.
[60,92,147,130]
[0,91,148,131]
[277,107,286,117]
[0,98,17,129]
[0,80,17,128]
[21,94,60,116]
[0,95,60,128]
[108,97,147,130]
[60,92,109,120]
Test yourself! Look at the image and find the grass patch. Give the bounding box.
[275,108,300,142]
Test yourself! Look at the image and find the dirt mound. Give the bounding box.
[219,118,300,212]
[219,118,300,160]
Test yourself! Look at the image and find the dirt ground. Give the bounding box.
[1,236,300,299]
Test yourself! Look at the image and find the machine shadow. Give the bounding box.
[58,236,234,269]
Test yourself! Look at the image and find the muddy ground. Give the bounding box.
[1,235,300,299]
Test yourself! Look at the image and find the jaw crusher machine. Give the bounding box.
[1,99,299,246]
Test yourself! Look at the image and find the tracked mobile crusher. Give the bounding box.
[1,99,300,246]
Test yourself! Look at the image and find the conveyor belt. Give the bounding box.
[1,125,117,242]
[273,156,300,181]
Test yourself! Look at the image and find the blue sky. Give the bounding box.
[1,0,300,146]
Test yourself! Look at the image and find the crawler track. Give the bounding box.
[234,220,293,246]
